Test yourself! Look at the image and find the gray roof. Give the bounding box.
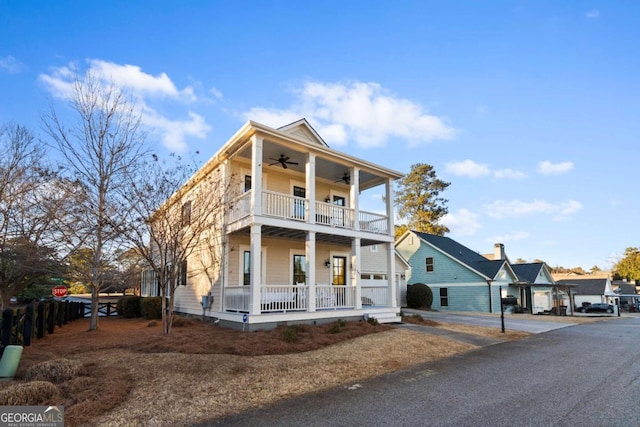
[511,263,545,283]
[556,278,607,295]
[612,281,637,294]
[414,231,505,280]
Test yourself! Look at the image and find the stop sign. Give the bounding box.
[52,286,68,297]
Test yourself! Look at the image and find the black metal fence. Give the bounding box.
[1,300,87,347]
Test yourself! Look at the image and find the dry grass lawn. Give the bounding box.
[4,316,520,426]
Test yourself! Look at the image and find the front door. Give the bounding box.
[293,185,306,220]
[332,256,347,306]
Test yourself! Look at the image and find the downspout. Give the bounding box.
[487,280,493,313]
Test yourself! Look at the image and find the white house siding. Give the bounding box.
[361,244,409,307]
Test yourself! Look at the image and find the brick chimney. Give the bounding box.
[494,243,505,260]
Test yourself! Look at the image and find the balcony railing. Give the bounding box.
[315,201,354,228]
[227,189,388,235]
[263,190,307,221]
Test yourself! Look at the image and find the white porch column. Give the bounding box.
[387,242,397,308]
[350,167,360,231]
[306,153,316,224]
[249,224,262,315]
[250,135,263,216]
[385,177,394,235]
[306,231,316,312]
[352,237,362,309]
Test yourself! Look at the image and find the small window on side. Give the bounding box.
[440,288,448,307]
[426,257,434,272]
[181,201,191,226]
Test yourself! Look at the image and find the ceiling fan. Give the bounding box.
[334,172,350,185]
[268,154,299,169]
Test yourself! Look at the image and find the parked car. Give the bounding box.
[583,303,614,314]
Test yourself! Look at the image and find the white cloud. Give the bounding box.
[487,231,530,244]
[141,109,211,151]
[485,199,583,220]
[585,9,600,18]
[445,159,490,178]
[445,160,525,180]
[0,55,26,74]
[537,160,574,175]
[39,59,209,151]
[441,208,481,236]
[209,86,224,100]
[243,81,456,147]
[493,168,526,179]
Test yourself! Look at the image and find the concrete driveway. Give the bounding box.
[402,308,578,333]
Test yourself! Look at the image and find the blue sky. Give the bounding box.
[1,1,639,269]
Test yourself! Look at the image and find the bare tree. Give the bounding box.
[120,155,234,334]
[0,123,66,310]
[43,75,145,330]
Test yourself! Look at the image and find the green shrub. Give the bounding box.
[366,316,379,326]
[326,319,347,334]
[327,323,342,334]
[406,283,433,309]
[116,296,141,318]
[140,297,164,320]
[282,326,299,343]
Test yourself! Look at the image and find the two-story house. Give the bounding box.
[141,119,403,329]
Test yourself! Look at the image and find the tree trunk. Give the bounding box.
[0,293,10,312]
[89,285,99,331]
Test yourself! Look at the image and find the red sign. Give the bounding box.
[52,286,68,297]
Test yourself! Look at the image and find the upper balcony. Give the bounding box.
[196,119,402,241]
[227,189,389,235]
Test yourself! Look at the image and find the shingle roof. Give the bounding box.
[511,263,545,283]
[414,231,505,279]
[612,281,637,294]
[556,278,607,295]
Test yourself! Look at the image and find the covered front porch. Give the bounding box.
[220,227,398,324]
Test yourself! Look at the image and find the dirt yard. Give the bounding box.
[3,315,529,426]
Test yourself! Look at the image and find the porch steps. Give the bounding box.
[370,313,402,324]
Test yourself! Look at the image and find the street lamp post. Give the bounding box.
[499,285,505,333]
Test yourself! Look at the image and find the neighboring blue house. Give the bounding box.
[510,263,573,314]
[396,231,519,313]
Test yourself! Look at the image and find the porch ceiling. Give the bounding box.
[231,225,381,246]
[236,140,386,191]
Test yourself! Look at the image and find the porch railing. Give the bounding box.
[316,285,356,309]
[361,286,388,306]
[224,286,250,312]
[261,285,308,312]
[224,284,365,312]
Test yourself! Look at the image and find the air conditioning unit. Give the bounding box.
[201,295,213,309]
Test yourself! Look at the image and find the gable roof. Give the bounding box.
[413,231,510,280]
[556,278,607,295]
[511,262,553,284]
[277,118,328,147]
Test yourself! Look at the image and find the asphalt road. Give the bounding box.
[201,317,640,427]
